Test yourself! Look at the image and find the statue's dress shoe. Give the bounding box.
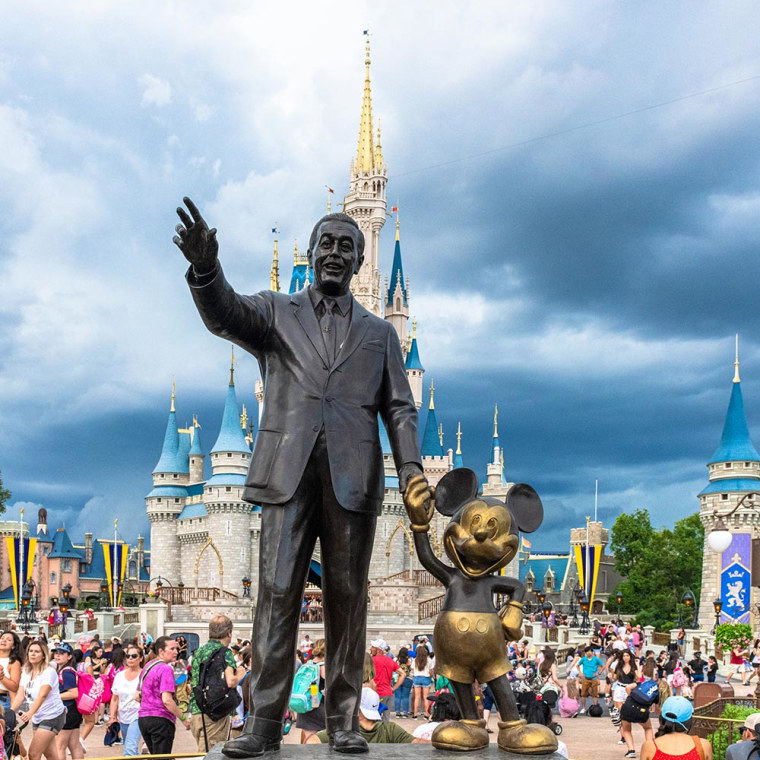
[431,719,489,751]
[222,733,281,758]
[328,730,369,754]
[497,719,558,755]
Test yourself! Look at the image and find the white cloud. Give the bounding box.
[139,74,172,108]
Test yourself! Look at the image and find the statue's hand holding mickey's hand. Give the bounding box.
[173,196,219,275]
[403,473,435,533]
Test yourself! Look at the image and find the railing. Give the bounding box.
[124,612,139,623]
[87,618,97,631]
[159,587,240,605]
[300,605,323,623]
[418,594,444,622]
[651,631,671,647]
[386,570,442,587]
[74,619,83,634]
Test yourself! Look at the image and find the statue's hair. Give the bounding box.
[308,213,365,258]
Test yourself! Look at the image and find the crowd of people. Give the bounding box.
[3,619,760,759]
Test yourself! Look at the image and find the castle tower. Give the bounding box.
[484,406,506,493]
[202,352,254,594]
[146,386,186,584]
[288,240,310,294]
[420,381,450,486]
[697,344,760,630]
[343,36,387,315]
[188,416,205,484]
[384,217,410,348]
[405,319,424,409]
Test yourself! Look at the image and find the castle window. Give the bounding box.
[746,462,752,468]
[721,493,729,500]
[174,498,180,504]
[157,498,162,503]
[62,559,72,573]
[226,521,232,536]
[228,453,233,458]
[173,473,178,478]
[226,487,232,493]
[725,463,732,469]
[50,572,56,584]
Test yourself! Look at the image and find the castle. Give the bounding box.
[146,38,516,601]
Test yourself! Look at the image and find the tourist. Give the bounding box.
[707,656,719,683]
[412,692,460,741]
[295,639,326,745]
[308,688,426,744]
[370,639,404,720]
[639,696,713,760]
[0,630,23,710]
[188,617,246,752]
[676,627,686,657]
[54,642,84,760]
[13,640,67,760]
[108,644,144,756]
[615,653,653,759]
[80,642,108,742]
[725,712,760,759]
[537,649,561,708]
[687,651,707,683]
[394,648,413,718]
[576,646,604,715]
[137,636,190,755]
[410,642,433,719]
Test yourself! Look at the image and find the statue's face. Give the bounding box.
[309,220,364,296]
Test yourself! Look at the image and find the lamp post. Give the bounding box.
[536,588,546,605]
[681,589,699,629]
[16,580,36,633]
[712,598,722,635]
[98,581,109,611]
[579,592,591,636]
[60,583,71,639]
[542,600,554,643]
[568,584,579,628]
[707,492,759,554]
[242,576,251,598]
[616,591,624,625]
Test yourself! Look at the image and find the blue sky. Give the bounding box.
[2,2,760,549]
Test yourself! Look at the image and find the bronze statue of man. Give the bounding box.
[173,198,430,756]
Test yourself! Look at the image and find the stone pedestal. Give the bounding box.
[205,743,564,760]
[140,600,168,640]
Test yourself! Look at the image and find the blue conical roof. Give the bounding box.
[453,450,464,469]
[386,237,408,307]
[211,382,251,454]
[405,337,424,371]
[421,406,443,457]
[177,431,191,474]
[709,381,760,464]
[190,425,203,455]
[153,408,181,474]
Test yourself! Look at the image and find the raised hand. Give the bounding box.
[403,474,435,532]
[173,196,219,274]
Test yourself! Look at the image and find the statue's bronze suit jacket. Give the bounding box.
[188,265,422,513]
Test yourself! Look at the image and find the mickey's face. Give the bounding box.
[444,499,519,578]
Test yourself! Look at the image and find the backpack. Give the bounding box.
[76,671,104,715]
[630,679,659,706]
[587,704,603,718]
[288,661,321,714]
[192,646,241,721]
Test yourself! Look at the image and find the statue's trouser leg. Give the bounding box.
[449,680,480,721]
[489,675,521,723]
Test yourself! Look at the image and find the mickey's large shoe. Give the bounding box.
[431,719,489,751]
[497,719,558,755]
[222,733,281,758]
[327,730,369,754]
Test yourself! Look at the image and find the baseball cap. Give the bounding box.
[359,688,382,721]
[661,696,693,725]
[370,639,386,650]
[56,642,73,655]
[744,713,760,732]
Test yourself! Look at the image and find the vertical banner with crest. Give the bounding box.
[102,541,129,606]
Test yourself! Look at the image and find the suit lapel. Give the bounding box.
[333,298,370,371]
[291,289,329,367]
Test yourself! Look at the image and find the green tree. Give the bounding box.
[0,469,9,515]
[609,508,704,630]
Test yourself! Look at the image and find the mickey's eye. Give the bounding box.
[471,514,481,527]
[487,517,497,531]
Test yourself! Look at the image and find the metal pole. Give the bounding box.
[113,519,118,607]
[19,507,24,613]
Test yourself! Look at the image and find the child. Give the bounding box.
[707,656,718,683]
[559,680,580,718]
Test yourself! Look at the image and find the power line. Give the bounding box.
[391,74,760,179]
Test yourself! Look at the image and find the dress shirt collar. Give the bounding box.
[308,286,352,317]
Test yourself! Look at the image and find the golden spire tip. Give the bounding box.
[493,404,498,437]
[734,333,741,383]
[412,317,417,339]
[230,346,236,385]
[456,421,462,455]
[429,379,435,410]
[171,380,176,413]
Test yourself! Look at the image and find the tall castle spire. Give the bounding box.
[421,380,443,457]
[454,422,464,468]
[153,385,181,475]
[343,32,387,316]
[385,212,410,347]
[270,236,280,292]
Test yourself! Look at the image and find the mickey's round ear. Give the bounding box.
[506,483,543,533]
[434,468,479,516]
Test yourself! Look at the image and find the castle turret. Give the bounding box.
[483,405,514,501]
[343,35,387,315]
[698,340,760,629]
[405,319,424,409]
[152,384,187,486]
[188,416,205,483]
[384,217,409,348]
[420,381,450,486]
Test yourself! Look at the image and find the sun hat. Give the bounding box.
[370,638,386,650]
[661,696,693,725]
[359,688,382,721]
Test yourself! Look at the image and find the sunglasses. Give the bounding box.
[125,653,141,659]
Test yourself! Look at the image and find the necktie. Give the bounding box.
[322,299,337,363]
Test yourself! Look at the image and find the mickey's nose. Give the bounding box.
[473,525,490,542]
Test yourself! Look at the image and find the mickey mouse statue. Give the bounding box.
[403,468,558,755]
